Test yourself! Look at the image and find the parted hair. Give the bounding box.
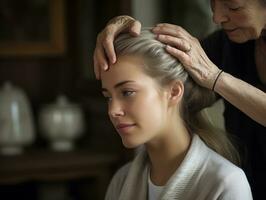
[114,29,240,165]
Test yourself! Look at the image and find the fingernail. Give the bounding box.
[131,30,140,36]
[103,64,108,70]
[157,34,163,39]
[166,45,172,50]
[112,57,116,64]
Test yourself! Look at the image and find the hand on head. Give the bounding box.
[153,23,221,90]
[93,16,221,90]
[93,15,141,79]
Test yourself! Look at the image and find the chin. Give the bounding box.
[226,29,258,43]
[227,34,250,43]
[122,140,140,149]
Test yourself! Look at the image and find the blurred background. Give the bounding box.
[0,0,223,199]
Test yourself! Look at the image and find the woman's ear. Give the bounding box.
[168,80,184,106]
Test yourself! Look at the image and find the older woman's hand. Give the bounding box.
[93,15,141,79]
[153,23,221,90]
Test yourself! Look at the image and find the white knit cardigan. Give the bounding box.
[105,134,253,200]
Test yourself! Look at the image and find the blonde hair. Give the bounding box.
[114,29,240,165]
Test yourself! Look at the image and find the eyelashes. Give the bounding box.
[122,90,135,97]
[102,90,136,102]
[229,7,241,11]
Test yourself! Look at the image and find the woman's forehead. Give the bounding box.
[101,56,151,86]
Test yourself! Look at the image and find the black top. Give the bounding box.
[202,30,266,199]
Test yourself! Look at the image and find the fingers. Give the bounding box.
[165,45,191,69]
[93,15,141,79]
[157,35,192,52]
[101,16,140,65]
[152,23,191,38]
[102,17,140,61]
[152,23,195,54]
[109,16,140,37]
[102,27,117,64]
[93,30,114,79]
[129,20,141,36]
[93,41,108,79]
[153,23,220,89]
[93,54,100,80]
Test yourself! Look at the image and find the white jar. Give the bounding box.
[0,82,35,155]
[39,95,85,151]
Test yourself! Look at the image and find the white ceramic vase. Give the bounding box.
[39,95,85,151]
[0,82,35,155]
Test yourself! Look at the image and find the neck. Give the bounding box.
[146,119,191,186]
[256,34,266,56]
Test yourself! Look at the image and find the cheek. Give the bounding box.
[230,12,261,39]
[131,96,166,129]
[230,13,248,26]
[232,11,259,29]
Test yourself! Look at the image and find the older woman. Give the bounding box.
[93,0,266,198]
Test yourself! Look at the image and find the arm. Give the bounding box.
[153,23,266,127]
[215,72,266,127]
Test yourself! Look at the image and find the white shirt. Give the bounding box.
[148,169,165,200]
[105,134,253,200]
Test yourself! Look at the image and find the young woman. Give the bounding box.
[100,30,252,200]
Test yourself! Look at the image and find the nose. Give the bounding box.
[108,100,125,118]
[211,1,229,25]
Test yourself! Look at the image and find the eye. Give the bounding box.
[229,6,241,11]
[102,94,112,102]
[122,90,135,97]
[105,96,112,102]
[226,3,242,11]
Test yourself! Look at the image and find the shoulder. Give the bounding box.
[201,30,227,66]
[200,29,252,73]
[201,29,226,50]
[207,149,243,180]
[203,149,252,199]
[112,162,132,183]
[105,149,148,200]
[105,162,131,200]
[219,169,253,199]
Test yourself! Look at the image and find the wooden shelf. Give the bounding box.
[0,150,118,184]
[0,150,119,199]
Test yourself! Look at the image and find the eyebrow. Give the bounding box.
[102,80,136,92]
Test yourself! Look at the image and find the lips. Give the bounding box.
[224,28,238,32]
[116,123,136,130]
[115,123,137,135]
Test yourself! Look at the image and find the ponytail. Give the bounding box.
[182,77,240,165]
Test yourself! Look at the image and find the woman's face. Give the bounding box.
[101,55,170,148]
[211,0,266,42]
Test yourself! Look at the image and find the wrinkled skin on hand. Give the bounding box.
[153,23,221,89]
[93,16,220,90]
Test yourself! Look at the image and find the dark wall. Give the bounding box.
[0,0,132,153]
[0,1,133,199]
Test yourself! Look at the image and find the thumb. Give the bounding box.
[129,20,142,36]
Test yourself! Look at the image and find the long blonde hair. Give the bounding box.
[114,29,240,165]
